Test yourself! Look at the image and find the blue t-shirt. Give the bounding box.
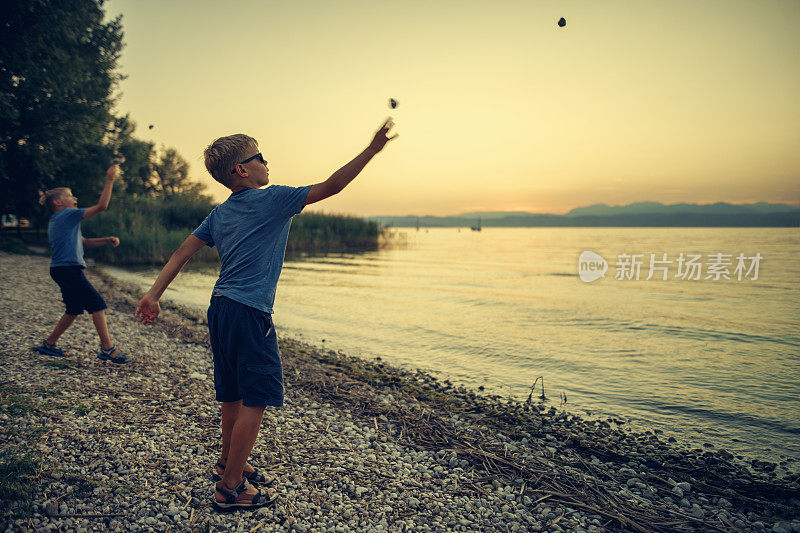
[192,185,311,313]
[48,208,86,268]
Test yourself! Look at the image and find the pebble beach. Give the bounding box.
[1,252,799,532]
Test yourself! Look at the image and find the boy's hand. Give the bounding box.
[105,164,120,181]
[107,236,120,247]
[366,118,398,154]
[135,295,161,324]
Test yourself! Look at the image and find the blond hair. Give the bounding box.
[38,187,71,212]
[204,134,258,187]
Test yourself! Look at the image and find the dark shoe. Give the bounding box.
[212,478,277,511]
[35,341,65,357]
[97,345,130,364]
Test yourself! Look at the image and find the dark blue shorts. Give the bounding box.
[49,266,107,316]
[207,295,284,407]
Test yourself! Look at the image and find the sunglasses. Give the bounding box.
[230,153,266,174]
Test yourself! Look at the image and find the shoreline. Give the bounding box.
[1,252,798,532]
[97,254,800,467]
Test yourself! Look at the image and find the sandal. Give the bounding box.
[35,341,65,357]
[212,460,275,485]
[212,478,277,511]
[97,345,130,364]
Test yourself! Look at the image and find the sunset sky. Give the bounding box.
[104,0,800,216]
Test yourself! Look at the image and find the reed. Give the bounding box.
[82,196,217,265]
[82,197,380,265]
[287,212,380,252]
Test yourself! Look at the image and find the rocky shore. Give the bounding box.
[1,251,799,532]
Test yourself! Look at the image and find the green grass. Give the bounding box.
[0,237,30,255]
[60,472,94,496]
[40,359,75,370]
[74,403,90,416]
[0,384,36,417]
[0,382,58,518]
[0,449,40,513]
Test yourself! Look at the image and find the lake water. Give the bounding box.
[104,228,800,465]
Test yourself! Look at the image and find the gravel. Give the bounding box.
[1,252,799,532]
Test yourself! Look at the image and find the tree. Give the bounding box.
[154,147,207,198]
[103,114,208,199]
[0,0,124,223]
[109,114,157,197]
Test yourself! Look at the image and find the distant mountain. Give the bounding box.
[455,211,535,220]
[565,202,800,217]
[373,202,800,228]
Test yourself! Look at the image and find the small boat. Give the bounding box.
[470,216,481,232]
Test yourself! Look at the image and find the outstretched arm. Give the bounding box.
[304,118,397,206]
[82,236,119,248]
[135,235,207,323]
[83,165,119,218]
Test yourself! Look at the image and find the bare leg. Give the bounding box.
[216,401,260,478]
[90,310,115,351]
[45,314,78,345]
[217,405,266,502]
[219,401,242,463]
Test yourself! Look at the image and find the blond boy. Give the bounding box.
[37,164,128,363]
[135,120,396,509]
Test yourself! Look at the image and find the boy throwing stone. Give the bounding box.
[135,119,397,510]
[36,164,129,363]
